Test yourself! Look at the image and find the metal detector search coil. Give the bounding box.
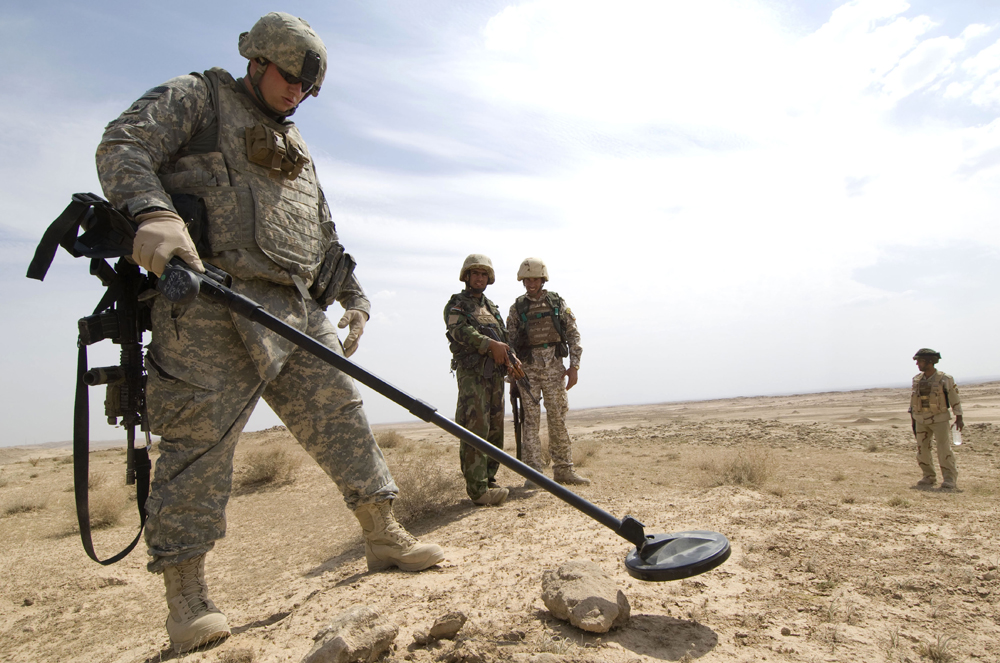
[625,530,731,582]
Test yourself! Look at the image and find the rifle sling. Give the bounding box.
[74,341,150,565]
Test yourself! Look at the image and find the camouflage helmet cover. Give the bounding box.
[460,254,495,284]
[516,257,549,282]
[239,12,327,96]
[913,348,942,361]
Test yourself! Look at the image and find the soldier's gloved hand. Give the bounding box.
[133,209,205,276]
[338,309,368,357]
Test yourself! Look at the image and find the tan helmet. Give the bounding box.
[913,348,941,362]
[460,254,495,284]
[239,12,327,97]
[516,257,548,282]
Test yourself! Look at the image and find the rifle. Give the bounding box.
[510,382,524,460]
[475,323,538,405]
[27,193,154,564]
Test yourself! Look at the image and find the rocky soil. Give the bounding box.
[2,383,1000,662]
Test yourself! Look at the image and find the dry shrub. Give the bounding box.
[88,471,108,490]
[887,496,910,508]
[219,647,255,663]
[28,457,41,467]
[572,439,600,468]
[919,634,956,663]
[0,472,8,489]
[4,493,48,516]
[709,446,773,488]
[388,442,463,525]
[58,455,74,465]
[375,429,408,449]
[88,485,128,529]
[235,446,301,492]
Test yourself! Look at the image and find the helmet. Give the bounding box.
[913,348,941,361]
[516,257,548,282]
[239,12,327,97]
[460,254,495,284]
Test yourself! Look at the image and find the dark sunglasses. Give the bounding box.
[269,62,315,94]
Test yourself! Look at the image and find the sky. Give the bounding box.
[2,0,1000,446]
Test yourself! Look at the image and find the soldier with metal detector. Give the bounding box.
[92,12,445,653]
[507,258,588,486]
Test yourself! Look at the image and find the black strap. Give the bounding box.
[26,199,92,280]
[74,341,149,565]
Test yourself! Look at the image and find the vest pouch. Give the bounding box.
[555,341,569,358]
[245,124,308,181]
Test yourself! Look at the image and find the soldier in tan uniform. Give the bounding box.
[96,13,444,652]
[506,258,589,486]
[909,348,964,490]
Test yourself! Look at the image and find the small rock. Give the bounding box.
[541,560,630,633]
[781,627,791,636]
[983,572,997,581]
[429,611,467,640]
[23,598,34,607]
[302,605,397,663]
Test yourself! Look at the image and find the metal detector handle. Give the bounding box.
[156,261,649,549]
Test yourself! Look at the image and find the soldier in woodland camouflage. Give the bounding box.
[909,348,964,490]
[444,255,524,506]
[507,258,588,486]
[95,12,444,653]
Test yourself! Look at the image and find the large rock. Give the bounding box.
[302,605,398,663]
[541,561,630,633]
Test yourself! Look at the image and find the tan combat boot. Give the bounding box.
[354,500,445,571]
[162,554,230,653]
[472,486,509,505]
[554,465,591,486]
[916,476,936,486]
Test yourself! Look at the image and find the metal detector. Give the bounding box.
[157,261,731,582]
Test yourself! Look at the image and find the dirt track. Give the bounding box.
[2,383,999,662]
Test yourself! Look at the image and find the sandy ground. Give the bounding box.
[2,383,999,663]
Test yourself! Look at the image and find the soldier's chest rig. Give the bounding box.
[911,372,949,415]
[157,68,325,274]
[514,291,568,362]
[447,294,505,372]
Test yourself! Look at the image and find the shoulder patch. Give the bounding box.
[123,85,170,115]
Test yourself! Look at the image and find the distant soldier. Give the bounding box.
[909,348,964,490]
[444,254,524,505]
[506,258,589,486]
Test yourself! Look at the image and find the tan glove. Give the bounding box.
[338,309,368,357]
[133,209,205,276]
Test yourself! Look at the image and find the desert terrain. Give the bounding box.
[2,382,1000,663]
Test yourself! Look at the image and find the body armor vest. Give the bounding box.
[157,68,325,275]
[512,291,567,363]
[911,371,949,417]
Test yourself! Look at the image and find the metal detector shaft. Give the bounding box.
[157,264,648,549]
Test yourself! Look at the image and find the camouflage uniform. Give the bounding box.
[506,291,582,473]
[96,69,396,573]
[444,290,508,500]
[909,370,962,485]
